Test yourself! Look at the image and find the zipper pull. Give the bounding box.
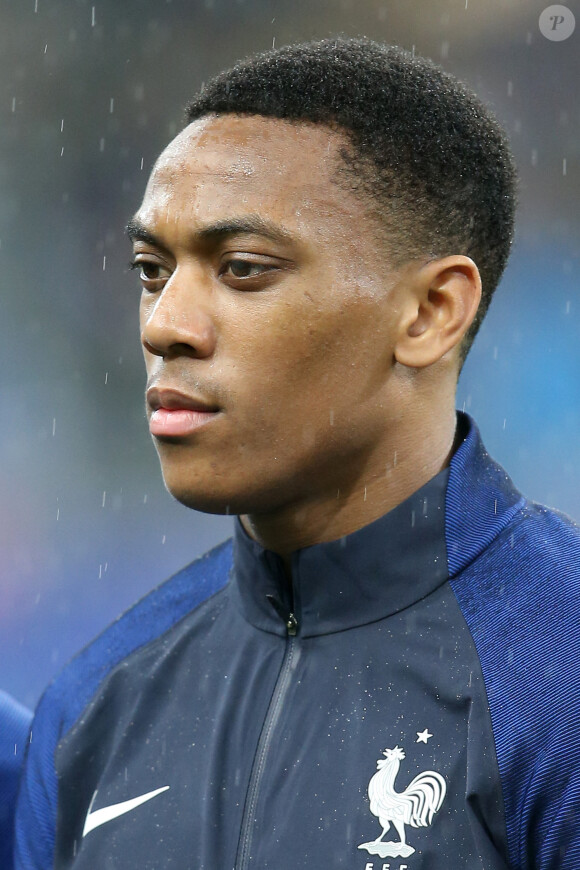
[266,595,298,636]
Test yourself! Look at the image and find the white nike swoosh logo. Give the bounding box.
[82,785,170,837]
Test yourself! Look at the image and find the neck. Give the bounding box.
[241,404,458,556]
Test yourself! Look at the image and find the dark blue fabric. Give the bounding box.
[232,463,449,637]
[450,503,580,869]
[14,540,232,870]
[0,691,31,870]
[445,415,525,577]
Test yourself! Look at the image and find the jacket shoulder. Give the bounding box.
[450,501,580,868]
[52,536,233,735]
[14,538,233,870]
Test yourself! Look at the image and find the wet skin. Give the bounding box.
[129,115,476,553]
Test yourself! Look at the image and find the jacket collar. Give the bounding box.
[230,414,524,638]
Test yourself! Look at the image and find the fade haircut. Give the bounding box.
[185,37,517,355]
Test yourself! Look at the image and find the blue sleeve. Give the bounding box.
[0,691,32,870]
[13,687,61,870]
[451,505,580,869]
[530,716,580,869]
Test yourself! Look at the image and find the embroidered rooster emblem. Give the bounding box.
[358,745,446,859]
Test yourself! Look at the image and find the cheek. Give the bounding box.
[234,301,385,411]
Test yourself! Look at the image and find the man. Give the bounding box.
[15,38,580,869]
[0,691,31,869]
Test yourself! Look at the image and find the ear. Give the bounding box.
[394,256,482,368]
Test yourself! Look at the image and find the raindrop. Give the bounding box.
[104,372,108,384]
[11,97,16,112]
[99,138,106,152]
[102,255,107,271]
[562,158,567,176]
[162,534,166,544]
[110,98,114,113]
[34,0,38,11]
[91,5,96,27]
[329,409,334,426]
[565,301,571,314]
[102,491,107,508]
[52,418,56,436]
[507,81,513,97]
[531,149,538,167]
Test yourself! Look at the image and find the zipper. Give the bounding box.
[266,594,298,636]
[235,602,299,869]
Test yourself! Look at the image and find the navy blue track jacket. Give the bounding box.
[15,416,580,868]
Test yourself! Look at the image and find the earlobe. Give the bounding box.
[394,256,482,369]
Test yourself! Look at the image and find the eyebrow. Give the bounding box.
[126,215,295,248]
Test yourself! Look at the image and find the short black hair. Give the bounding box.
[185,37,517,355]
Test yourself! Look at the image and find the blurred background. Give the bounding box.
[1,0,578,708]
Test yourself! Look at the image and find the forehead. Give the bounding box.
[138,115,362,231]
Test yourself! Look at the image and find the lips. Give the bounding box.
[147,387,220,438]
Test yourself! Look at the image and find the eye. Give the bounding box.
[221,258,274,280]
[130,257,172,291]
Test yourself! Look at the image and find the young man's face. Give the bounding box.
[131,114,407,516]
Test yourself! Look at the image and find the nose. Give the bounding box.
[140,267,217,360]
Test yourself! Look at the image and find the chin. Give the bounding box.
[161,465,295,518]
[164,480,239,516]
